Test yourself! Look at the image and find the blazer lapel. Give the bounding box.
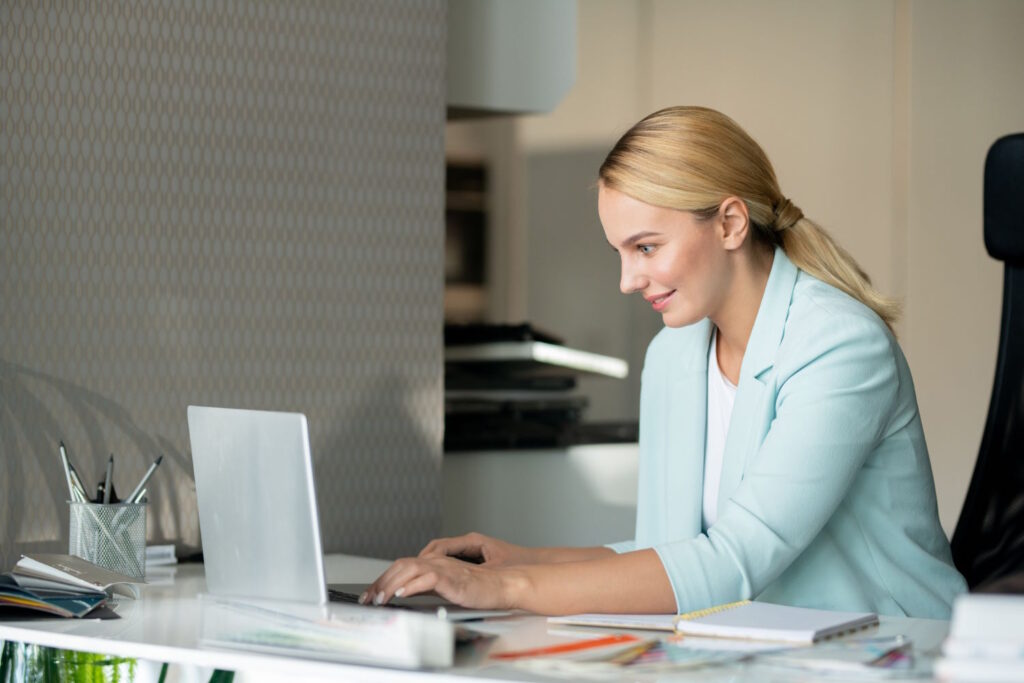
[716,248,798,519]
[665,320,713,540]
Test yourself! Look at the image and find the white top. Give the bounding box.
[703,330,737,530]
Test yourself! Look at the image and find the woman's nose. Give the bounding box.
[620,262,647,294]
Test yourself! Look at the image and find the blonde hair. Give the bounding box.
[599,106,900,330]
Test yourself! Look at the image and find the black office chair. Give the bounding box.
[950,133,1024,590]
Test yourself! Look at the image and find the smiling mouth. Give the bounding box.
[646,291,676,311]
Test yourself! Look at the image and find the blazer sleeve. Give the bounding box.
[606,540,637,553]
[653,313,900,612]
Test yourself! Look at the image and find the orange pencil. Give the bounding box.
[490,633,640,660]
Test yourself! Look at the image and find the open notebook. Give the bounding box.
[549,600,878,644]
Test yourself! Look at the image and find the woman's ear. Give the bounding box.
[718,196,750,251]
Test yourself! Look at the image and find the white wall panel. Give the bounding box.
[0,0,446,568]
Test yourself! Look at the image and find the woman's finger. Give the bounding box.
[391,570,442,602]
[391,559,471,606]
[360,557,421,604]
[419,535,482,559]
[417,537,449,557]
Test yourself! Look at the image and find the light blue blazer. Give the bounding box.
[610,249,966,618]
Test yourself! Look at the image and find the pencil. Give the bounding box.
[490,633,640,660]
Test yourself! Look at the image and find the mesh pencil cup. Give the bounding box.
[68,502,147,580]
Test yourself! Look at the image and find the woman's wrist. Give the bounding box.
[515,546,544,564]
[499,566,533,611]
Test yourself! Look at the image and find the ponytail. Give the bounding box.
[772,205,900,331]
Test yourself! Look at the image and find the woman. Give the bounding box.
[364,106,967,617]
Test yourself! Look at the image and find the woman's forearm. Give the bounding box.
[503,548,676,615]
[528,545,617,564]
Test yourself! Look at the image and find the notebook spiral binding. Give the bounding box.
[674,599,752,622]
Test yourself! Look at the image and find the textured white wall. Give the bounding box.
[0,0,446,568]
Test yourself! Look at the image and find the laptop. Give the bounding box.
[187,405,508,621]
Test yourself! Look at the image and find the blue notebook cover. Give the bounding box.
[0,574,107,618]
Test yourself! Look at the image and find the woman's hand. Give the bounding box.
[360,548,675,614]
[359,555,527,609]
[417,532,535,567]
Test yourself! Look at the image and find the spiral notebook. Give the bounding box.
[548,600,878,643]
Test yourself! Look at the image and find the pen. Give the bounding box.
[58,441,77,502]
[69,469,90,502]
[102,454,114,504]
[61,442,91,502]
[126,455,163,504]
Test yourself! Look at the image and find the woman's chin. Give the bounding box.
[659,307,704,329]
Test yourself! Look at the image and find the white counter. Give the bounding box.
[442,443,639,548]
[0,554,951,683]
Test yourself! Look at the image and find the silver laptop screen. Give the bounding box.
[188,405,328,604]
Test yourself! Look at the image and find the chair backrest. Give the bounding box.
[950,133,1024,589]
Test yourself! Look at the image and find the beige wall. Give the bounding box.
[520,0,898,295]
[651,1,898,298]
[904,1,1024,533]
[456,0,1024,534]
[518,0,649,150]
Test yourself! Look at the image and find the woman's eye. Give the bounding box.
[638,244,656,255]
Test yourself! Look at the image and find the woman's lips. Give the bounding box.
[647,290,676,312]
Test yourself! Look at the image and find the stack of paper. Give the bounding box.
[0,575,107,618]
[499,631,780,678]
[758,635,922,678]
[144,544,177,567]
[198,594,455,669]
[0,554,144,618]
[540,602,884,677]
[144,544,178,586]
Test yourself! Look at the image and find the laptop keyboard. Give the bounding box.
[328,588,448,614]
[327,588,363,604]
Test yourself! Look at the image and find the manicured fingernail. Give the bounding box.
[395,587,405,598]
[374,592,385,605]
[358,592,368,604]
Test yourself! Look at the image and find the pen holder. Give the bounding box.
[68,502,147,580]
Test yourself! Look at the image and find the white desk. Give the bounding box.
[0,554,950,682]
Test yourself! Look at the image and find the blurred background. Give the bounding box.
[443,0,1024,536]
[2,0,1023,569]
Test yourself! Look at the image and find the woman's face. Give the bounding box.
[598,185,733,328]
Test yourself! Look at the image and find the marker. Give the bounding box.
[61,442,91,502]
[102,455,114,504]
[69,468,90,503]
[126,455,163,504]
[58,441,77,502]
